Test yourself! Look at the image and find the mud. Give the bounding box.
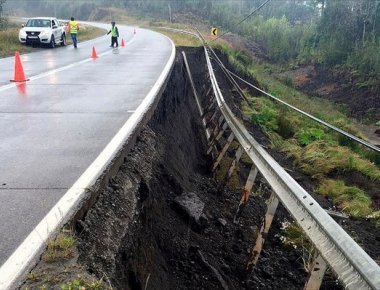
[24,46,375,290]
[73,47,313,290]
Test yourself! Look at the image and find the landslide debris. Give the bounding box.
[22,48,328,290]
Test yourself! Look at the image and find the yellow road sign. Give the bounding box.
[211,27,218,36]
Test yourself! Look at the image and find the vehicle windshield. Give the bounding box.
[26,19,51,28]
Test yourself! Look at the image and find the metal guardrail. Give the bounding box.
[159,26,380,289]
[226,69,380,153]
[157,26,380,153]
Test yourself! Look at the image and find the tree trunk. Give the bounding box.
[372,0,379,42]
[168,3,172,23]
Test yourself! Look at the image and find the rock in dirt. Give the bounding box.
[174,192,206,228]
[218,218,227,227]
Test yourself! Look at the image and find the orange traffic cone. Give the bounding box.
[91,46,98,59]
[10,51,29,82]
[121,38,125,47]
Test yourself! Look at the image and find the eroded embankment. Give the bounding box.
[75,47,312,290]
[23,47,321,290]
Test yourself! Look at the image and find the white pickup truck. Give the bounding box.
[19,17,66,48]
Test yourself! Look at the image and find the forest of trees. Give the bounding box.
[2,0,380,77]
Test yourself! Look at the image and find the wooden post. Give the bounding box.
[234,164,259,221]
[207,121,229,155]
[219,146,243,187]
[247,192,279,271]
[205,110,219,130]
[202,99,216,119]
[304,253,328,290]
[213,133,235,170]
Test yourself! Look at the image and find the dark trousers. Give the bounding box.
[111,36,118,47]
[71,34,77,48]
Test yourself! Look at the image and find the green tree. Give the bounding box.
[0,0,7,29]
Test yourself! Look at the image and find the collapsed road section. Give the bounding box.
[20,46,380,290]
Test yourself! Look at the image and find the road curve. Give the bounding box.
[0,22,175,287]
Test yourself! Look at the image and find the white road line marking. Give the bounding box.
[0,31,175,290]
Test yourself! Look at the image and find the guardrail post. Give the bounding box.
[247,192,279,271]
[202,99,216,119]
[234,164,259,221]
[213,133,235,171]
[210,115,224,137]
[205,110,219,130]
[304,253,328,290]
[207,121,229,155]
[219,146,243,187]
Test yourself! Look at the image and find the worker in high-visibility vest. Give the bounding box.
[107,21,119,48]
[67,17,79,48]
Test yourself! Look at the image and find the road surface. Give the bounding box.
[0,22,174,268]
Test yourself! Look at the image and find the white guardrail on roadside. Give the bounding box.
[157,26,380,290]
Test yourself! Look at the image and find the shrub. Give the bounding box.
[296,128,327,146]
[250,97,278,131]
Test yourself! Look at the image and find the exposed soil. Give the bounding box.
[289,64,380,121]
[74,48,310,290]
[22,47,378,290]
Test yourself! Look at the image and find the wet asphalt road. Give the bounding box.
[0,23,173,265]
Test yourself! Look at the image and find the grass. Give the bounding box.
[317,179,374,217]
[25,267,108,290]
[41,231,75,263]
[0,23,105,58]
[60,276,104,290]
[279,222,315,272]
[153,28,201,47]
[213,42,364,137]
[0,28,35,57]
[211,43,380,219]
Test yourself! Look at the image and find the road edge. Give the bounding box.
[0,29,176,290]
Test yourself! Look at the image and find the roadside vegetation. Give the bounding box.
[23,229,109,290]
[213,43,380,219]
[5,0,379,78]
[42,230,75,263]
[154,28,201,47]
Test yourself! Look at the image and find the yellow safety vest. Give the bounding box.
[69,21,78,34]
[111,26,118,37]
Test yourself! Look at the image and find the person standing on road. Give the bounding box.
[107,21,119,48]
[67,17,79,48]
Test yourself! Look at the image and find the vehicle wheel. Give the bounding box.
[61,34,66,46]
[50,35,55,48]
